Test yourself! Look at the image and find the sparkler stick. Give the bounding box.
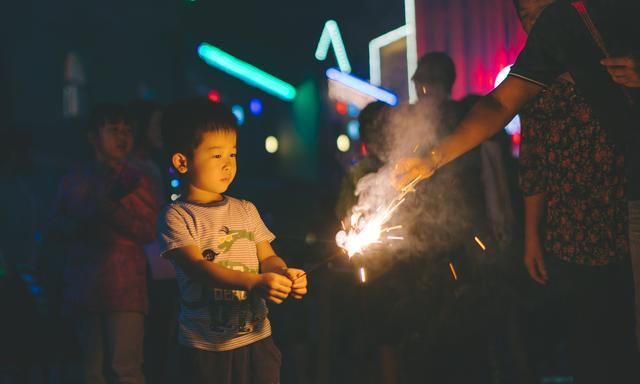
[293,253,342,281]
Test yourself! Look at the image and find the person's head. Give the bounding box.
[128,100,164,156]
[162,98,238,201]
[512,0,556,33]
[87,103,134,167]
[412,52,456,101]
[358,101,390,160]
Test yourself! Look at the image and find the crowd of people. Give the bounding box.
[1,0,639,383]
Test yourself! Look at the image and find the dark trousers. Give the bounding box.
[178,336,281,384]
[530,257,639,384]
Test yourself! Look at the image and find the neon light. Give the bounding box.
[265,136,278,153]
[232,105,245,125]
[369,25,409,86]
[347,120,360,140]
[328,79,376,109]
[326,68,398,106]
[337,134,351,152]
[367,1,418,102]
[335,101,348,115]
[197,43,296,101]
[405,0,418,102]
[208,90,220,102]
[315,20,352,73]
[347,103,360,118]
[249,98,262,115]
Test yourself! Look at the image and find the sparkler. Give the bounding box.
[474,236,486,251]
[448,262,458,281]
[335,174,422,257]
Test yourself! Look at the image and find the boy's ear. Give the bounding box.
[172,153,189,174]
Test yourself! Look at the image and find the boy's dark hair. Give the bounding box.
[87,103,132,133]
[162,98,238,160]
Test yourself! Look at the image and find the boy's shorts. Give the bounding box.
[178,336,281,384]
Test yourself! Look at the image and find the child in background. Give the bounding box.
[49,103,158,383]
[158,98,307,384]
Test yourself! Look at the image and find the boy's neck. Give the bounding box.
[184,185,224,204]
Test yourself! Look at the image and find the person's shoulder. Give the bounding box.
[160,201,188,219]
[230,197,259,212]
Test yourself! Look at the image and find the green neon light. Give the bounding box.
[197,43,297,101]
[314,20,352,73]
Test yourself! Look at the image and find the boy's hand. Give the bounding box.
[601,56,640,88]
[284,268,308,299]
[253,273,292,304]
[524,239,548,285]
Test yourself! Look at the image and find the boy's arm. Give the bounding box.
[257,241,307,300]
[167,244,293,304]
[523,194,548,285]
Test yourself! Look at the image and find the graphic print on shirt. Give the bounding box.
[206,226,262,334]
[218,225,255,253]
[208,260,263,334]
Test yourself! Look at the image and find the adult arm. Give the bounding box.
[523,194,548,285]
[394,77,542,188]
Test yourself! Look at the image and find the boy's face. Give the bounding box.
[181,130,237,201]
[94,121,134,165]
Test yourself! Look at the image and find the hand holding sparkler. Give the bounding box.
[391,149,443,191]
[252,273,293,304]
[283,268,308,299]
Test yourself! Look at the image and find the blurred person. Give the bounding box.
[49,103,159,384]
[128,100,178,384]
[336,101,391,220]
[332,101,401,384]
[158,98,307,384]
[394,1,640,383]
[401,52,500,384]
[510,0,637,381]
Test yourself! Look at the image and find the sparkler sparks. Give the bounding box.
[359,267,366,283]
[448,262,458,281]
[335,175,422,257]
[474,236,486,251]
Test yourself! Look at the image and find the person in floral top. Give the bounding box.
[519,78,629,268]
[513,1,639,383]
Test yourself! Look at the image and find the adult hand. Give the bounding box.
[524,240,548,285]
[253,272,292,304]
[601,56,640,88]
[391,156,436,191]
[284,268,308,299]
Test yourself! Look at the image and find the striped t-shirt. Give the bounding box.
[158,196,275,351]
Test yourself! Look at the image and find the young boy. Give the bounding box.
[158,98,307,383]
[49,103,158,383]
